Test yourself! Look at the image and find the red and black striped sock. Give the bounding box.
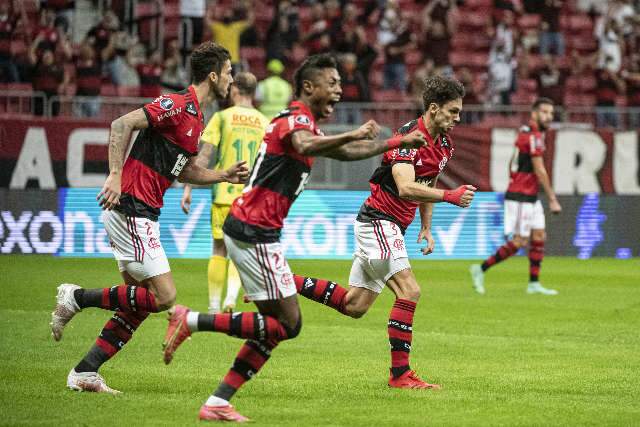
[74,285,159,312]
[195,312,297,342]
[481,241,518,271]
[389,299,416,378]
[75,310,149,372]
[214,339,279,401]
[293,275,347,314]
[529,240,544,282]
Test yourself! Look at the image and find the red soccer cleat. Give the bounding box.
[388,370,441,389]
[162,304,191,365]
[199,404,250,423]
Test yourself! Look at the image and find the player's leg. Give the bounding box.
[527,201,557,295]
[470,200,529,294]
[222,260,242,313]
[208,204,229,313]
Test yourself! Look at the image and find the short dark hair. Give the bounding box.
[532,97,554,111]
[293,53,338,97]
[233,71,258,96]
[422,75,465,109]
[190,41,231,84]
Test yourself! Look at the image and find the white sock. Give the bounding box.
[205,395,229,407]
[186,311,200,332]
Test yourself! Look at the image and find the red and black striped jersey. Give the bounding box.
[223,101,322,243]
[505,121,544,203]
[357,116,455,232]
[117,86,204,220]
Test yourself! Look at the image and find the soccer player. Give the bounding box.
[49,42,249,394]
[292,75,476,389]
[161,54,427,422]
[181,72,269,314]
[469,97,562,295]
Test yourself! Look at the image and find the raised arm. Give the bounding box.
[177,160,249,186]
[290,120,380,156]
[325,130,427,161]
[531,156,561,213]
[98,108,149,210]
[392,163,476,207]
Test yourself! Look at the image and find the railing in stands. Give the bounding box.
[0,91,47,116]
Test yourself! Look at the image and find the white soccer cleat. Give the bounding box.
[469,264,485,295]
[51,284,82,341]
[527,282,558,295]
[67,369,121,394]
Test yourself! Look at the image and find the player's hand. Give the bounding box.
[97,172,121,210]
[353,120,381,140]
[443,184,476,208]
[181,186,192,214]
[399,130,427,149]
[417,228,435,255]
[225,161,250,184]
[549,198,562,214]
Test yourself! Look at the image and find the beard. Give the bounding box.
[211,80,228,100]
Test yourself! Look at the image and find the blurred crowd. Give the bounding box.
[0,0,638,125]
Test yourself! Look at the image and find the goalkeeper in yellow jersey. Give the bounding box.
[181,72,269,313]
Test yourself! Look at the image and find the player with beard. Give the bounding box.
[290,75,476,389]
[161,53,427,422]
[470,97,562,295]
[49,42,249,394]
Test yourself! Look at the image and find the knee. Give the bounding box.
[283,317,302,339]
[512,236,528,248]
[154,288,176,311]
[403,286,421,302]
[345,304,368,319]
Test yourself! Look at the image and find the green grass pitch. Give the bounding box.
[1,255,639,426]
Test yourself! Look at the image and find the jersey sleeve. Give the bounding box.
[142,94,186,129]
[277,111,315,141]
[201,112,222,147]
[528,132,545,157]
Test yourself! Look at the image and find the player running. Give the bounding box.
[49,42,249,394]
[181,72,269,314]
[292,75,475,389]
[469,97,562,295]
[161,54,427,422]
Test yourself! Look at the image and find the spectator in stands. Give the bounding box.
[339,53,369,102]
[539,0,565,56]
[41,0,75,39]
[206,4,253,70]
[29,45,68,116]
[108,33,140,87]
[332,2,359,48]
[383,15,414,92]
[487,42,514,106]
[421,0,458,33]
[266,0,299,63]
[336,24,377,91]
[87,11,120,64]
[0,0,23,83]
[410,56,436,114]
[179,0,205,59]
[74,41,102,117]
[621,54,640,128]
[255,59,292,120]
[33,8,72,62]
[303,2,330,55]
[420,20,452,75]
[534,54,565,106]
[138,49,163,98]
[378,0,400,46]
[608,0,636,41]
[458,66,483,122]
[489,10,516,59]
[161,38,188,92]
[595,18,623,73]
[595,58,626,128]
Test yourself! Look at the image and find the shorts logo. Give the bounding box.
[159,97,174,110]
[148,237,161,250]
[281,273,292,286]
[295,115,311,126]
[393,239,405,251]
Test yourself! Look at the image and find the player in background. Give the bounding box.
[292,75,475,389]
[470,97,562,295]
[181,72,269,314]
[49,42,249,394]
[161,54,427,422]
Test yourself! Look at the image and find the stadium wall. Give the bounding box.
[0,188,637,260]
[1,118,639,194]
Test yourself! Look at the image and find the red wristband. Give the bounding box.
[386,136,402,150]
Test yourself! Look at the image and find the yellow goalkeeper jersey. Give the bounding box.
[202,105,269,205]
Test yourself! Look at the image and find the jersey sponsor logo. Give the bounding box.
[397,119,417,135]
[170,153,189,176]
[294,115,311,126]
[186,101,197,116]
[394,148,417,159]
[232,113,263,126]
[438,156,449,172]
[415,176,432,186]
[159,97,174,110]
[157,107,182,122]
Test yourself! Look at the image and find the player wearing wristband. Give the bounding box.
[161,53,426,422]
[293,75,474,390]
[469,98,562,296]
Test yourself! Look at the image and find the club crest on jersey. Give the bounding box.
[159,97,174,110]
[295,115,311,126]
[186,101,197,116]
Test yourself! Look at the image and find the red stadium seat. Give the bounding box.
[372,90,407,103]
[518,14,541,30]
[240,47,265,62]
[511,90,537,105]
[6,83,32,92]
[101,84,117,97]
[117,86,141,97]
[564,93,596,107]
[519,78,537,92]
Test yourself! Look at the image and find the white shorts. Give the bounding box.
[102,209,170,282]
[223,234,296,301]
[503,199,545,238]
[348,220,411,294]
